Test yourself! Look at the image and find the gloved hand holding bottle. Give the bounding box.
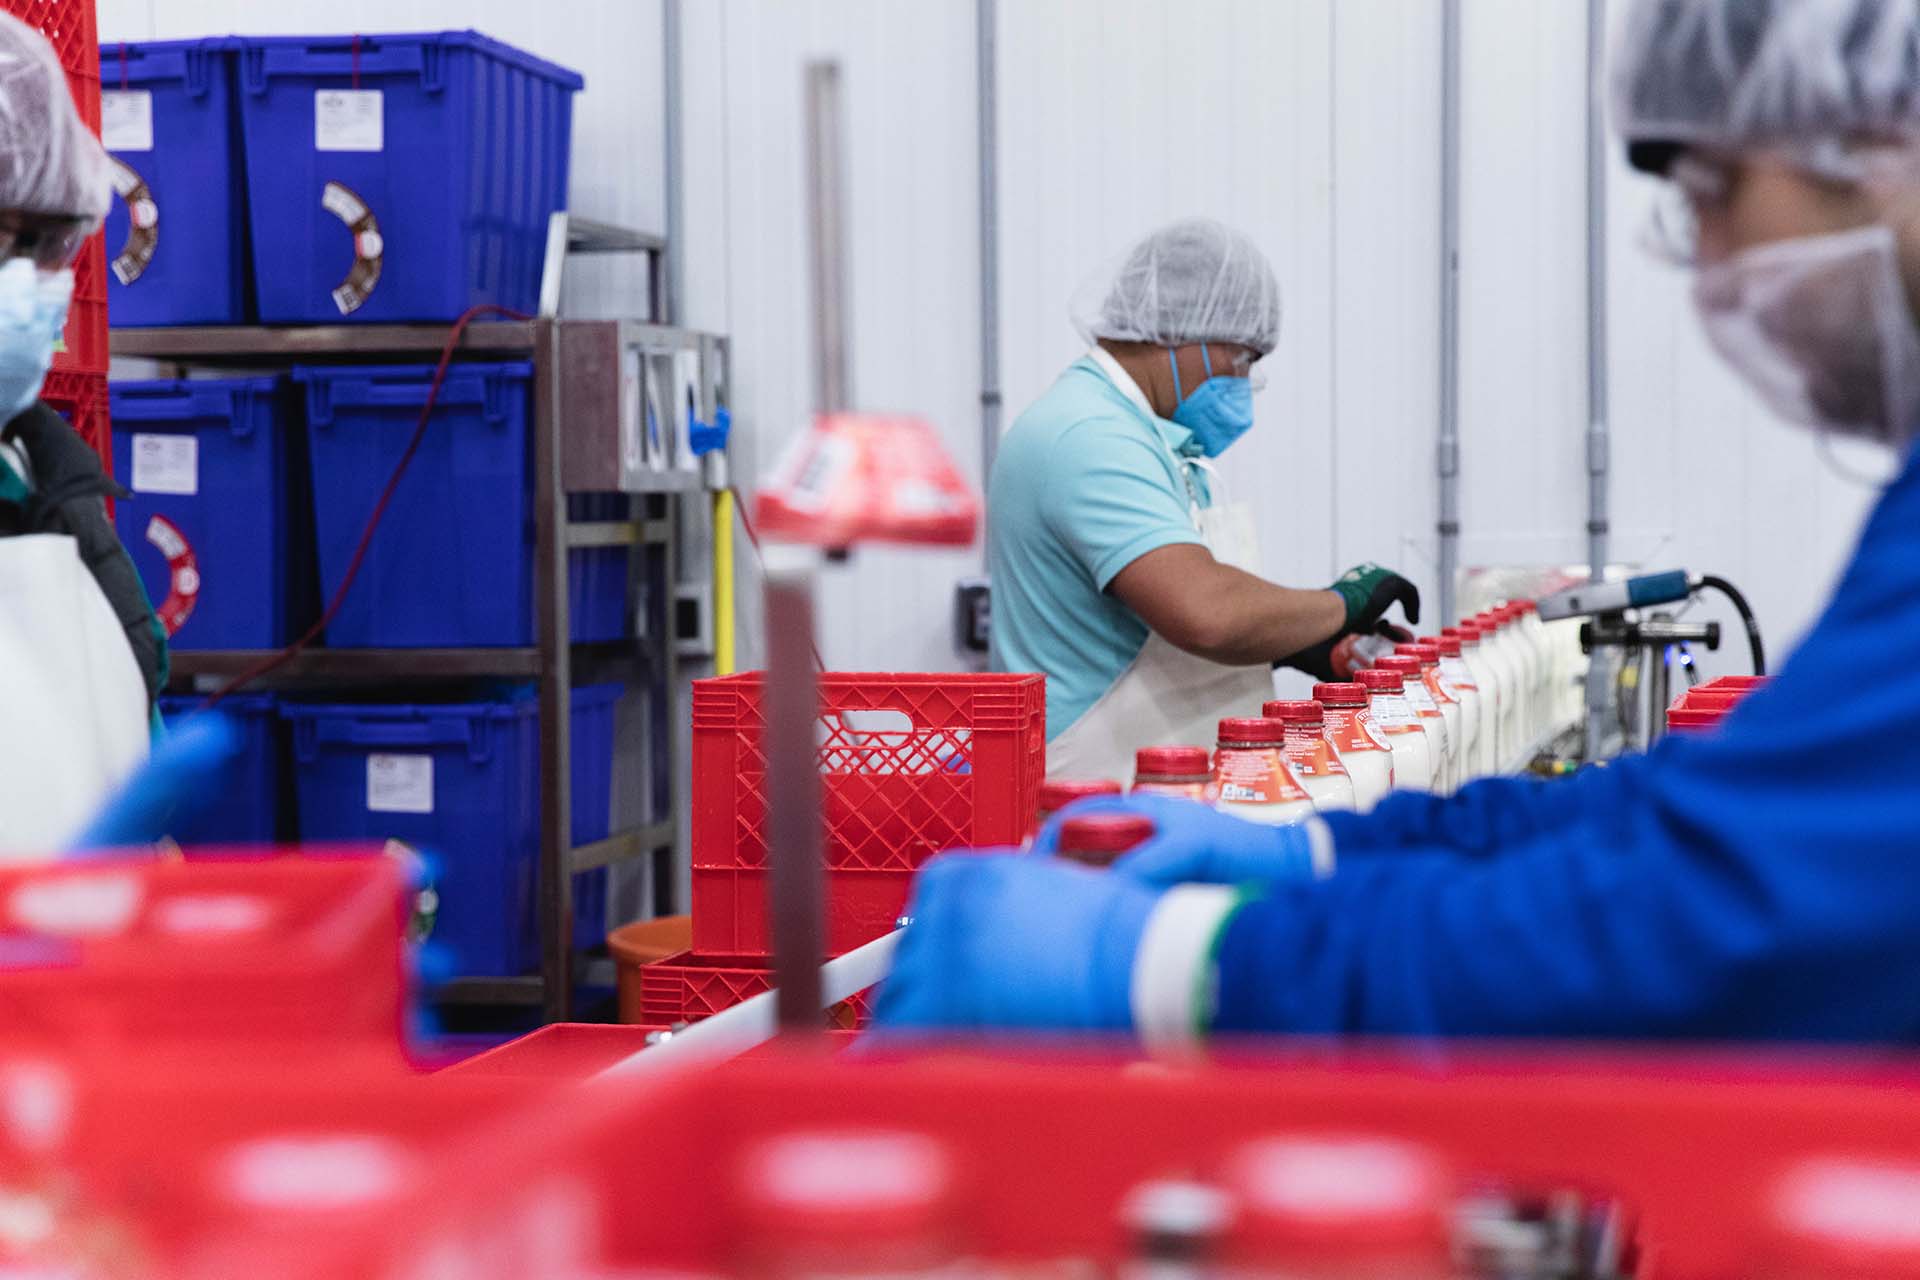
[1278,564,1421,681]
[1034,792,1332,888]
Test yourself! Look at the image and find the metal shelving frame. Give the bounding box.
[114,294,727,1021]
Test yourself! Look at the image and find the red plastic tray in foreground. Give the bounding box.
[214,1044,1920,1278]
[0,848,412,1049]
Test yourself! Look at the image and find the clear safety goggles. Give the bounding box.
[0,213,91,272]
[1185,343,1269,392]
[1638,140,1918,267]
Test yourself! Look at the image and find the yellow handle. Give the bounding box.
[713,488,736,676]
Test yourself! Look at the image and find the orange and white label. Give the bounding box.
[1423,668,1459,706]
[1324,706,1393,754]
[1214,747,1311,805]
[1284,735,1349,778]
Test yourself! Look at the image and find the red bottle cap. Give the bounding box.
[1036,777,1122,814]
[1056,813,1157,865]
[1374,655,1422,677]
[1312,682,1368,708]
[1357,668,1404,693]
[1395,643,1441,667]
[1447,623,1483,642]
[1135,745,1211,778]
[1434,636,1463,657]
[1261,701,1325,726]
[1219,716,1287,745]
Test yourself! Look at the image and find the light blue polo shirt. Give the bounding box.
[987,353,1209,740]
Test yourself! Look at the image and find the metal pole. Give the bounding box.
[533,317,574,1022]
[1584,0,1614,760]
[976,0,1002,487]
[806,61,852,416]
[764,61,854,1032]
[1436,0,1462,626]
[662,0,685,326]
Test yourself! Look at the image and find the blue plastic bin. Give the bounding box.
[157,693,285,845]
[236,31,582,323]
[294,361,626,648]
[100,38,249,326]
[282,684,620,977]
[111,377,317,650]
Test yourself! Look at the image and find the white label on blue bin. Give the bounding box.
[315,89,384,152]
[102,91,153,152]
[367,754,433,814]
[130,433,197,496]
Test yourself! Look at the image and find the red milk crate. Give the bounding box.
[206,1047,1920,1280]
[41,366,109,470]
[0,849,414,1050]
[1667,674,1769,734]
[637,950,873,1029]
[1,0,107,377]
[690,671,1045,958]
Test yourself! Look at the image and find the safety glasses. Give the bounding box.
[0,214,91,272]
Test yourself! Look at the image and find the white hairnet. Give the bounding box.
[0,11,108,226]
[1072,218,1282,356]
[1613,0,1920,174]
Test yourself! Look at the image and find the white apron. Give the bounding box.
[1045,445,1276,784]
[0,533,150,858]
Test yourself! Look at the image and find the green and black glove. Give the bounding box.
[1276,564,1421,681]
[1328,562,1421,634]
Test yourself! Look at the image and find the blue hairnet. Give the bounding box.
[1073,218,1282,356]
[1614,0,1920,172]
[0,11,108,227]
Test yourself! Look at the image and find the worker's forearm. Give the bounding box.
[1179,571,1344,666]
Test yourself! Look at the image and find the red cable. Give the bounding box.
[351,33,361,91]
[204,303,529,706]
[117,43,127,91]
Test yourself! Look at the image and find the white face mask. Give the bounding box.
[0,258,70,422]
[1691,224,1920,449]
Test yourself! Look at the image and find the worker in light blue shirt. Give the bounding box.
[876,0,1920,1046]
[987,219,1421,776]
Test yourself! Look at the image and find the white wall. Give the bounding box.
[98,0,1875,684]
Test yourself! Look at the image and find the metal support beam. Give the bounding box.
[533,317,575,1023]
[1437,0,1463,627]
[976,0,1002,488]
[1584,0,1615,761]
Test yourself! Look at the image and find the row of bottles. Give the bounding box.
[1036,601,1569,834]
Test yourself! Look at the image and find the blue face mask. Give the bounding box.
[1168,346,1254,457]
[0,259,70,421]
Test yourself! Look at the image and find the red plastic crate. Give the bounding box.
[0,0,107,377]
[638,949,872,1029]
[690,671,1045,957]
[694,864,917,959]
[0,849,413,1050]
[208,1048,1920,1280]
[1667,675,1768,734]
[41,366,109,472]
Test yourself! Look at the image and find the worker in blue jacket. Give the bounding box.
[874,0,1920,1046]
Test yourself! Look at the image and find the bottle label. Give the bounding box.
[1441,656,1479,691]
[1425,668,1459,705]
[1284,735,1349,778]
[1133,779,1219,804]
[1370,695,1422,733]
[1215,747,1311,804]
[1323,706,1391,754]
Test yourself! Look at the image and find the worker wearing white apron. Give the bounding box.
[988,219,1421,783]
[0,13,165,855]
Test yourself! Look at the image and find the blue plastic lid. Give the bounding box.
[159,692,276,715]
[98,37,237,88]
[237,30,583,92]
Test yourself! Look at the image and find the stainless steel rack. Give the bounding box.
[115,312,727,1020]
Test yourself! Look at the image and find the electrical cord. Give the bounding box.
[1693,573,1766,676]
[204,303,531,706]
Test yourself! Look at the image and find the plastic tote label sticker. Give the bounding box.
[367,754,434,815]
[130,433,197,495]
[144,514,199,636]
[315,89,384,152]
[321,182,384,314]
[101,90,154,152]
[108,157,159,284]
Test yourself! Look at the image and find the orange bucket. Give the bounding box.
[607,916,692,1024]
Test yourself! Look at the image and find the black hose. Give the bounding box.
[1694,574,1766,675]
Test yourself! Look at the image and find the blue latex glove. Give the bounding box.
[1035,793,1323,888]
[870,849,1161,1034]
[65,713,241,853]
